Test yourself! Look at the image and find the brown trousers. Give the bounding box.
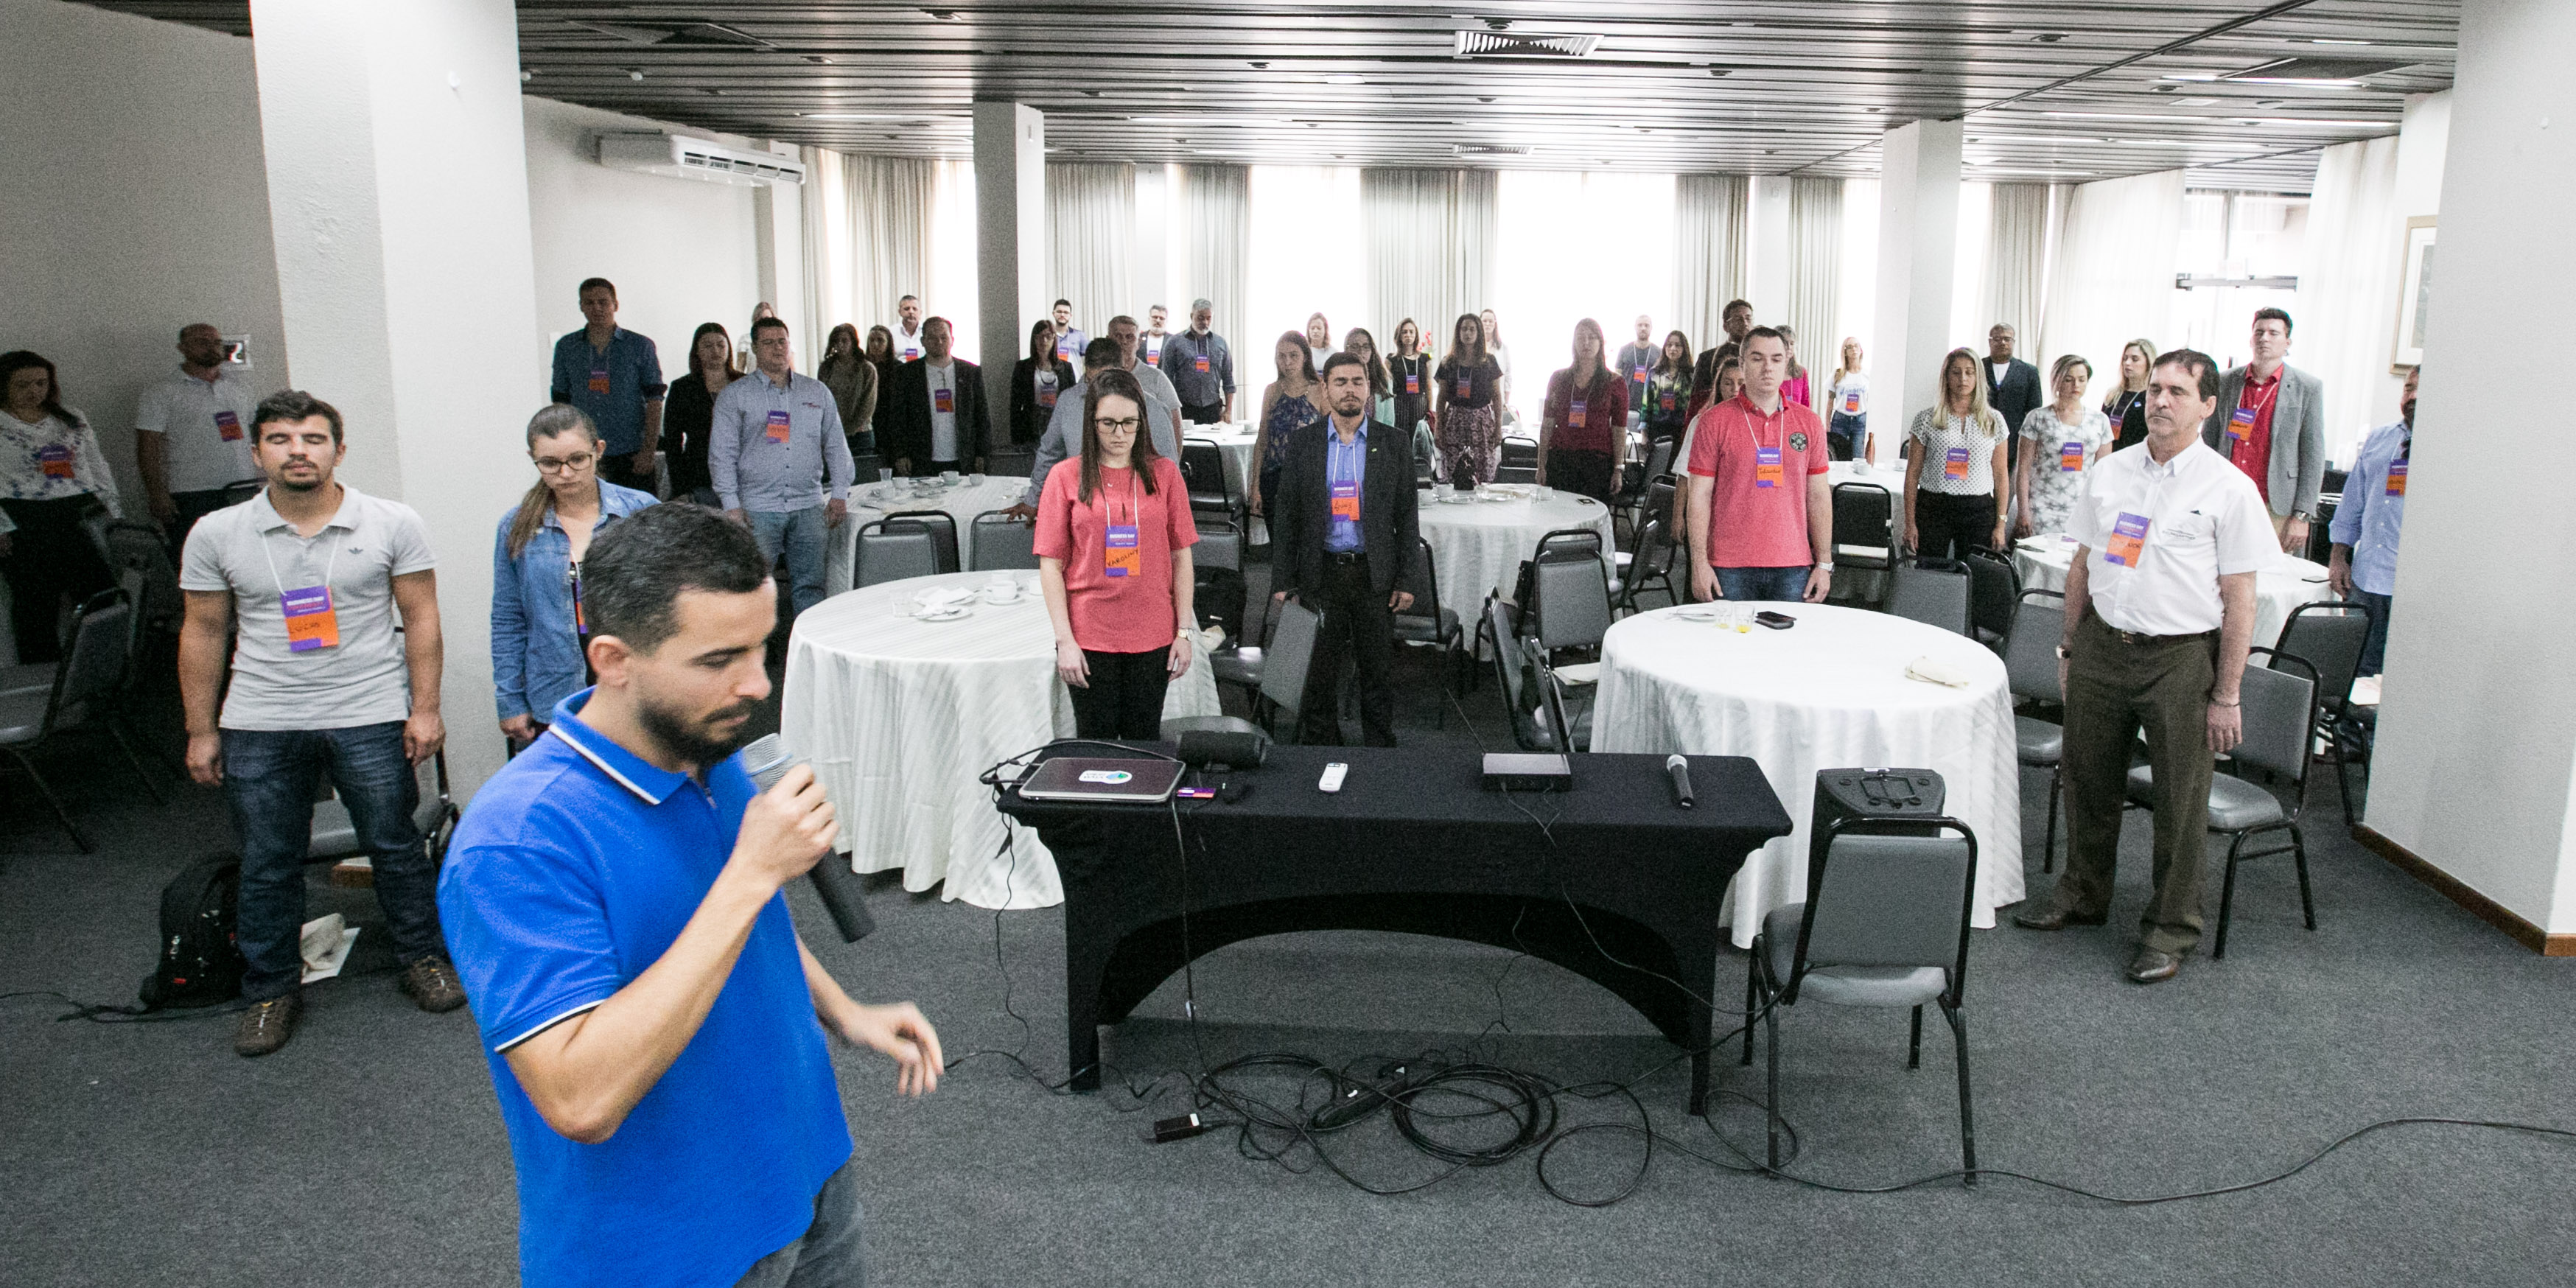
[2045,610,2218,955]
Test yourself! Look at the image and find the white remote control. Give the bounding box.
[1318,762,1348,793]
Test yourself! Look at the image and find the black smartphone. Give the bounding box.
[1754,611,1796,630]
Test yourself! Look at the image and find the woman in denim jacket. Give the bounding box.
[491,404,657,748]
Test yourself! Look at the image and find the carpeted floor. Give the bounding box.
[5,587,2573,1287]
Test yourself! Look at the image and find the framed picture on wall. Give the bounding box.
[2393,216,2435,372]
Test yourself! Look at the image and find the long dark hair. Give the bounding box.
[1026,318,1056,363]
[1393,318,1422,358]
[1273,332,1316,385]
[1653,329,1693,378]
[0,351,77,426]
[818,323,863,381]
[864,325,895,368]
[1569,318,1611,397]
[686,323,732,387]
[1077,368,1158,506]
[1342,327,1390,400]
[1445,313,1485,368]
[507,405,603,558]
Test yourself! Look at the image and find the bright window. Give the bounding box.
[1491,170,1676,426]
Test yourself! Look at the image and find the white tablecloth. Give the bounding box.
[826,475,1031,593]
[1416,486,1617,612]
[781,571,1220,909]
[2011,536,2332,648]
[1186,424,1260,501]
[1592,603,2025,948]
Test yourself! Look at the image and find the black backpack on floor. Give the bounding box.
[137,855,246,1011]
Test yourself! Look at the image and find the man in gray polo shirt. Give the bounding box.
[710,316,854,617]
[1003,337,1180,518]
[178,389,461,1058]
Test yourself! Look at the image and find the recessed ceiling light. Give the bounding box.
[1477,96,1496,103]
[923,9,960,20]
[2177,97,2219,105]
[802,55,833,65]
[799,112,928,121]
[2234,117,2397,129]
[519,69,535,81]
[1127,115,1289,126]
[1081,89,1102,97]
[2312,38,2373,45]
[1323,74,1363,85]
[2234,76,2363,87]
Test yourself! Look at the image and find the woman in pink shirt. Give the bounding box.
[1035,367,1199,740]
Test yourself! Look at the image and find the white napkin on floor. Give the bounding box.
[1903,656,1975,688]
[300,914,360,983]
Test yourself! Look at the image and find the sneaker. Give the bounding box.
[399,955,468,1014]
[234,993,304,1058]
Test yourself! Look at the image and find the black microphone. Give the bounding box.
[1665,753,1695,809]
[742,734,875,943]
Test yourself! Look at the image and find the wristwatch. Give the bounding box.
[1815,561,1834,573]
[2055,644,2071,660]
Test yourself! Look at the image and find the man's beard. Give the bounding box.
[637,692,760,768]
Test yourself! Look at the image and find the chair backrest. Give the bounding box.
[882,510,960,573]
[1527,637,1582,753]
[1195,521,1243,573]
[220,477,266,507]
[1645,475,1677,522]
[1259,598,1322,725]
[1180,439,1231,506]
[1532,551,1612,651]
[1831,483,1895,552]
[1886,559,1971,636]
[1499,436,1539,469]
[1483,596,1527,710]
[848,451,885,486]
[2275,601,2370,713]
[1631,516,1674,578]
[1960,549,2020,643]
[1394,536,1442,626]
[983,447,1034,482]
[1797,828,1978,988]
[104,519,181,630]
[969,510,1039,570]
[309,750,454,861]
[43,589,132,734]
[2002,590,2065,703]
[2236,648,2319,783]
[854,524,940,587]
[1636,438,1676,490]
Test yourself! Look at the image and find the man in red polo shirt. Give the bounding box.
[2199,307,2325,553]
[1684,326,1833,603]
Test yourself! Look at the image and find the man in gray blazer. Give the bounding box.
[2199,308,2325,553]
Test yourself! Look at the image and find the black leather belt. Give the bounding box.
[1326,550,1368,565]
[2107,625,2215,646]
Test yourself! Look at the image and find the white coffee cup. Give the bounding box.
[941,469,960,483]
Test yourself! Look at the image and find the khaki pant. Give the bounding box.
[2043,611,2218,955]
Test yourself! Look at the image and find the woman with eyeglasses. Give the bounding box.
[491,405,658,749]
[1035,368,1198,741]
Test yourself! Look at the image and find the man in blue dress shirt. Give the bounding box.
[550,278,667,494]
[439,503,940,1288]
[2328,365,2418,676]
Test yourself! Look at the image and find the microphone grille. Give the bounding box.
[1666,753,1688,768]
[741,733,793,789]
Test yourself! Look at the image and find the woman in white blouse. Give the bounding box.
[2013,354,2115,539]
[1903,348,2009,560]
[0,351,121,663]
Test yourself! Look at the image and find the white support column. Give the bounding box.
[2363,0,2576,951]
[250,0,543,799]
[1746,175,1793,315]
[973,101,1046,417]
[1871,120,1964,451]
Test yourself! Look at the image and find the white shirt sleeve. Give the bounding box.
[2067,463,2107,550]
[136,382,172,437]
[388,503,438,575]
[2213,475,2277,575]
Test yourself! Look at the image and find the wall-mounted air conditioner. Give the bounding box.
[596,133,805,187]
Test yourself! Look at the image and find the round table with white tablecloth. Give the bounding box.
[1185,424,1260,503]
[1591,602,2024,948]
[2010,536,2332,648]
[826,474,1032,594]
[781,571,1220,909]
[1416,486,1617,612]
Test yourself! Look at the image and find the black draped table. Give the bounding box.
[995,744,1792,1113]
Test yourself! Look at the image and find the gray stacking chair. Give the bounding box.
[969,510,1039,570]
[2124,648,2320,959]
[0,590,153,853]
[2273,601,2373,820]
[853,523,940,588]
[881,510,960,574]
[1887,559,1972,636]
[2002,589,2068,872]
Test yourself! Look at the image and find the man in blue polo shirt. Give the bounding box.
[2328,364,2416,676]
[550,277,668,495]
[438,503,940,1288]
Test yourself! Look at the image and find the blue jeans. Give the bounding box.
[1713,564,1811,603]
[223,722,441,1001]
[735,1158,867,1287]
[1827,411,1866,461]
[2355,589,2393,676]
[748,505,830,617]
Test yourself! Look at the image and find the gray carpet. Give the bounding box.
[5,601,2574,1287]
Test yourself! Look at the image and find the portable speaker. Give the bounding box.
[1810,767,1947,867]
[1175,728,1269,771]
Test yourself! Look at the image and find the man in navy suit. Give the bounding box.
[1268,353,1420,746]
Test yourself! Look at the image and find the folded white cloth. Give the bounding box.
[1903,656,1975,688]
[914,584,974,608]
[1553,661,1601,687]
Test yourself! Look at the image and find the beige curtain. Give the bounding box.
[1784,177,1842,385]
[1177,164,1249,345]
[1984,183,2052,365]
[798,146,938,343]
[2299,135,2407,466]
[1675,173,1749,353]
[1046,162,1135,332]
[1362,167,1497,346]
[2037,169,2185,405]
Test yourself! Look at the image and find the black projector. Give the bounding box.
[1810,767,1947,864]
[1483,752,1573,792]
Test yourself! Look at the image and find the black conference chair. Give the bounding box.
[969,510,1039,570]
[1392,536,1466,717]
[1480,596,1559,754]
[2124,648,2322,959]
[0,589,153,853]
[1746,817,1982,1180]
[2273,601,2374,820]
[1886,559,1972,636]
[1960,548,2021,651]
[2001,590,2068,872]
[1179,438,1237,529]
[1496,437,1540,485]
[305,749,459,869]
[1830,482,1897,608]
[881,510,960,574]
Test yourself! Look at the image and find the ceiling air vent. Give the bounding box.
[1453,143,1530,157]
[1453,30,1600,60]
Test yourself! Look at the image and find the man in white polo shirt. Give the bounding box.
[2015,349,2274,985]
[178,390,462,1056]
[136,322,264,553]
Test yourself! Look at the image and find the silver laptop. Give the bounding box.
[1015,757,1186,804]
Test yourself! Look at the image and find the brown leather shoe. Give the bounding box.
[2126,947,2184,984]
[2012,903,2109,931]
[234,993,304,1057]
[399,955,468,1014]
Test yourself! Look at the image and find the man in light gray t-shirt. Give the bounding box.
[177,389,460,1059]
